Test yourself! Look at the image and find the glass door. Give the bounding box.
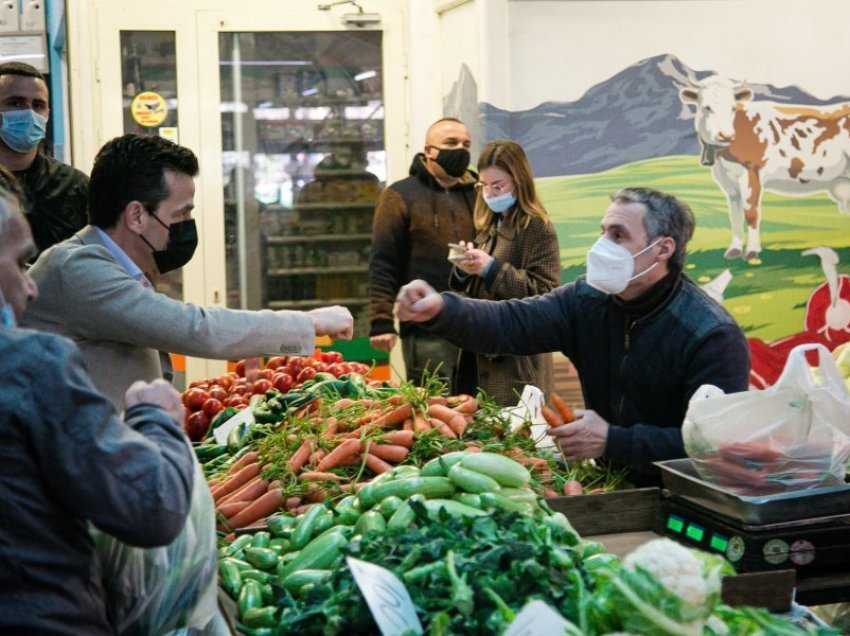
[79,2,407,381]
[197,7,408,366]
[217,30,385,344]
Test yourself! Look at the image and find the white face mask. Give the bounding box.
[586,236,662,295]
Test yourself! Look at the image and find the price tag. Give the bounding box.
[346,557,423,635]
[503,600,571,636]
[213,407,255,445]
[499,385,554,449]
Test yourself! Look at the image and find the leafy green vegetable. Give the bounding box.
[274,507,588,634]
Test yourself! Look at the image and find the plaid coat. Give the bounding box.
[449,211,561,406]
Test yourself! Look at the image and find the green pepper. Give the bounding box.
[251,531,272,549]
[289,504,326,550]
[243,547,280,571]
[241,606,278,629]
[238,579,264,617]
[210,406,239,430]
[278,527,348,581]
[225,534,254,557]
[282,568,332,594]
[333,495,361,525]
[251,404,278,425]
[240,569,273,584]
[194,443,229,461]
[266,513,297,537]
[313,372,337,383]
[219,559,242,597]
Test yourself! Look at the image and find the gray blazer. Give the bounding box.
[23,226,315,408]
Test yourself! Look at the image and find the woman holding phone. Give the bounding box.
[448,140,561,406]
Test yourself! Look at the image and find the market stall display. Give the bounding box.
[181,350,844,634]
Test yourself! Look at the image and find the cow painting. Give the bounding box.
[679,75,850,260]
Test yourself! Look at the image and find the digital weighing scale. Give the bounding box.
[653,459,850,573]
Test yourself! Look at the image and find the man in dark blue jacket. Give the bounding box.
[396,187,750,486]
[0,184,194,634]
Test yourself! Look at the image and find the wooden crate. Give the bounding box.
[548,487,796,612]
[547,487,659,535]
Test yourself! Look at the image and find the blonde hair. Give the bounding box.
[473,140,548,231]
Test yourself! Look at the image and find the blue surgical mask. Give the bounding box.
[0,287,16,327]
[0,109,47,153]
[484,191,516,213]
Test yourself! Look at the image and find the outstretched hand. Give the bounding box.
[395,279,444,323]
[308,306,354,340]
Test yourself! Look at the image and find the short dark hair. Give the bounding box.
[611,187,695,270]
[0,62,47,82]
[89,134,199,229]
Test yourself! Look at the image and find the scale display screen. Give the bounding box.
[663,512,729,555]
[686,522,704,542]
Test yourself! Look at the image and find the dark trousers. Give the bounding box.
[401,331,459,388]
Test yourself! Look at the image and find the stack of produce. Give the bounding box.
[186,352,624,533]
[217,449,835,635]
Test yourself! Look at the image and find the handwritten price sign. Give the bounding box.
[346,557,423,635]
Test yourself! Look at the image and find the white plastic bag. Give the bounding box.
[683,344,850,495]
[92,456,219,634]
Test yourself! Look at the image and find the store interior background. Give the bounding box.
[15,0,850,392]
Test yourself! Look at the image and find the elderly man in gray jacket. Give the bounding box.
[23,134,353,408]
[0,181,194,635]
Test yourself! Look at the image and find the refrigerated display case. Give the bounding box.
[219,30,385,355]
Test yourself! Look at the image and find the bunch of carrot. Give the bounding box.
[207,392,480,530]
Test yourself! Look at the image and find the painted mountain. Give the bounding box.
[481,54,850,177]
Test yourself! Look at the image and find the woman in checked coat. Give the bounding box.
[448,140,561,406]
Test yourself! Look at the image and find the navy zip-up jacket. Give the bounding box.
[427,274,750,486]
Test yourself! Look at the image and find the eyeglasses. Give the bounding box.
[475,180,512,196]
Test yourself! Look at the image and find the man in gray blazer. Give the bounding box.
[23,134,353,408]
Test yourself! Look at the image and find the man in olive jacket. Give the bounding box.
[0,191,194,635]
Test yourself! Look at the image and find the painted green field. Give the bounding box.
[535,155,850,341]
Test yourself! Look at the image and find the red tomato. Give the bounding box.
[235,360,247,377]
[217,374,236,389]
[229,384,251,397]
[201,398,225,419]
[313,361,328,373]
[208,386,228,402]
[252,378,273,395]
[322,351,344,364]
[188,379,209,390]
[338,362,352,374]
[225,396,248,408]
[326,364,343,377]
[297,367,317,383]
[256,368,273,381]
[272,372,293,393]
[184,411,210,442]
[266,355,288,370]
[182,387,209,411]
[285,358,303,376]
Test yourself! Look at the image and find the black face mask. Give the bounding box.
[434,147,470,178]
[140,211,198,274]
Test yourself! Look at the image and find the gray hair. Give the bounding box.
[611,187,695,270]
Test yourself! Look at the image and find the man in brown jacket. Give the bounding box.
[368,118,476,386]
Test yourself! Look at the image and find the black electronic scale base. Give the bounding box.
[655,496,850,573]
[654,459,850,574]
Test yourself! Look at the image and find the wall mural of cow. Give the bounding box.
[679,75,850,261]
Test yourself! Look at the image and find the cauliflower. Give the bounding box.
[623,538,718,608]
